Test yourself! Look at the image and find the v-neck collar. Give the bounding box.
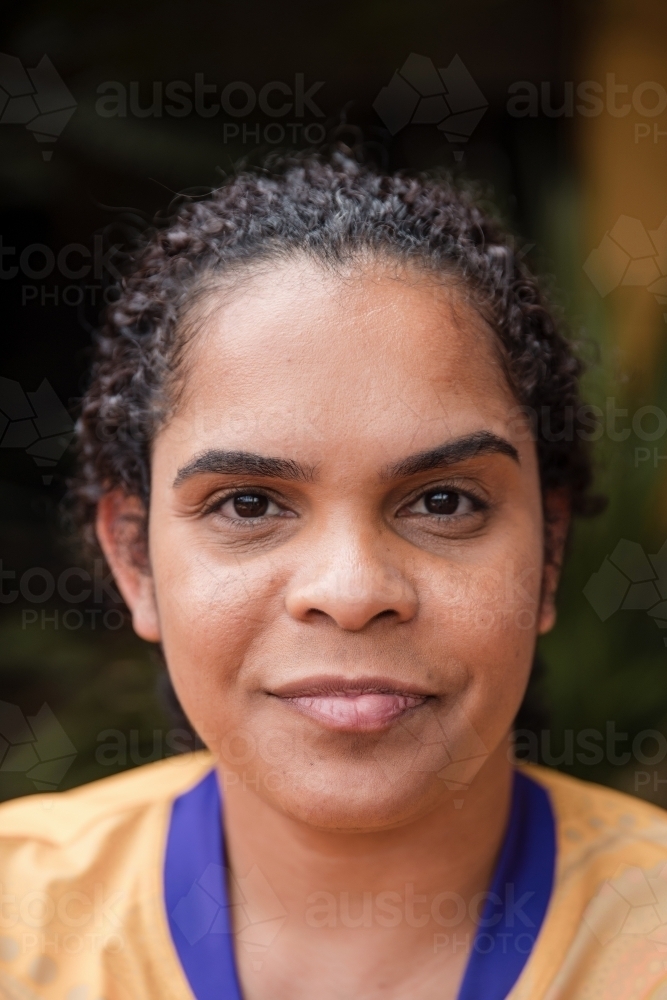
[164,767,555,1000]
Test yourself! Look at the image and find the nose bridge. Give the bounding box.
[284,515,418,630]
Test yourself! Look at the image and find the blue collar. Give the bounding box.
[164,768,555,1000]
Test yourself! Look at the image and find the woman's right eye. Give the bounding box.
[216,493,287,520]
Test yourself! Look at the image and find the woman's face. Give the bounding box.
[101,258,562,830]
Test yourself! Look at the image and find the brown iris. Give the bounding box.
[233,494,269,517]
[423,490,460,515]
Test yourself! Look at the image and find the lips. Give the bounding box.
[269,678,430,732]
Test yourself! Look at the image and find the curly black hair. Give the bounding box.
[70,150,602,563]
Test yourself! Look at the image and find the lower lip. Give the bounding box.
[281,692,427,731]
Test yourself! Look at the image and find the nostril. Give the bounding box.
[285,570,418,630]
[300,607,398,627]
[304,608,331,621]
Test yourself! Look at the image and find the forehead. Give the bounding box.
[170,258,515,456]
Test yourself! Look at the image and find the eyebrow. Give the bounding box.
[173,431,519,489]
[173,450,316,487]
[382,431,519,480]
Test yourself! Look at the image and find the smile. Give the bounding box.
[270,677,431,732]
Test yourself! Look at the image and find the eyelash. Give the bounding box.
[202,490,288,521]
[202,484,489,523]
[400,485,489,519]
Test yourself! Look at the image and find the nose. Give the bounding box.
[284,525,418,631]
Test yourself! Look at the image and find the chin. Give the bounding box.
[259,761,449,831]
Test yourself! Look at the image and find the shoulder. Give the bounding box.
[524,762,667,858]
[0,750,214,845]
[0,754,212,1000]
[512,765,667,999]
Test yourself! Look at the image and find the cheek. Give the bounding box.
[420,532,543,706]
[149,538,285,698]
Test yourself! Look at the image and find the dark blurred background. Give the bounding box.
[2,0,667,803]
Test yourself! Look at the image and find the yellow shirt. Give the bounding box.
[0,753,666,999]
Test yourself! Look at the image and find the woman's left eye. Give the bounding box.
[403,489,476,517]
[216,493,286,520]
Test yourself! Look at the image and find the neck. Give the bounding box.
[216,739,514,1000]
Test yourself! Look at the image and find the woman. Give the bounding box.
[1,153,665,1000]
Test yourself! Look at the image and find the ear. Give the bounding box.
[537,489,571,635]
[96,490,161,642]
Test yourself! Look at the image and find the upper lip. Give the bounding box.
[268,675,434,699]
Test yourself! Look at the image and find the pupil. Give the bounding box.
[233,494,269,517]
[425,490,459,515]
